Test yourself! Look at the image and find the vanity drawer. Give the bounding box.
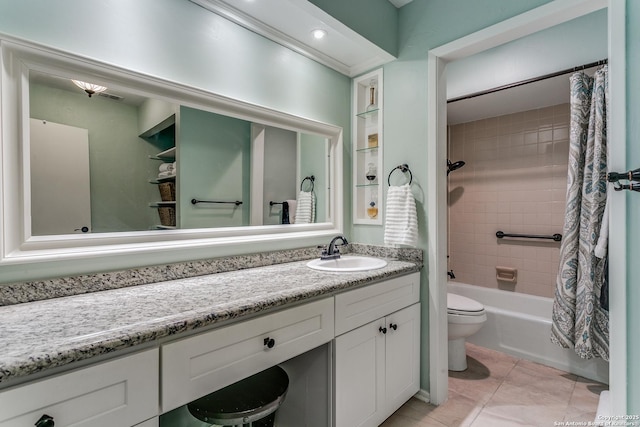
[335,272,420,335]
[0,348,159,427]
[161,297,334,412]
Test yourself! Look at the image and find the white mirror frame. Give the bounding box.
[0,38,344,266]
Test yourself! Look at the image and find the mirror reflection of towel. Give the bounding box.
[287,199,297,223]
[384,184,418,247]
[282,201,290,224]
[294,191,315,224]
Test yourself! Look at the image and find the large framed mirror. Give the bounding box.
[0,40,343,265]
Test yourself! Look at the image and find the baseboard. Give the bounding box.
[414,389,431,404]
[594,391,610,426]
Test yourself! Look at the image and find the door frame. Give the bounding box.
[426,0,626,412]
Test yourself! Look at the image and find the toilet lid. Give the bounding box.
[447,293,485,315]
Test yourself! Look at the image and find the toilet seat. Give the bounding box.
[447,293,485,316]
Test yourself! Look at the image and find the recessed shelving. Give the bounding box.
[352,68,383,225]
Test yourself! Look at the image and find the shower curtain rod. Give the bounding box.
[447,58,608,103]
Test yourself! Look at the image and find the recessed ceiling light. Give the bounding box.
[311,29,327,40]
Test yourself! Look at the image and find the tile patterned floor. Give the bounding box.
[381,343,608,427]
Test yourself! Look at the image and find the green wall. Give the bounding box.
[299,133,328,223]
[30,83,156,232]
[178,107,251,228]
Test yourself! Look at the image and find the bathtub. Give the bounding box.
[448,281,609,384]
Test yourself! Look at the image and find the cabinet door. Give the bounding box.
[385,303,421,416]
[0,349,158,427]
[334,319,386,427]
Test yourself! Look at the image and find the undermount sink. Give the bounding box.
[306,255,387,272]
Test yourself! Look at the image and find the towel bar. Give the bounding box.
[496,231,562,242]
[191,199,242,206]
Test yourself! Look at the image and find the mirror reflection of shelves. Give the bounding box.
[142,110,178,230]
[353,68,383,225]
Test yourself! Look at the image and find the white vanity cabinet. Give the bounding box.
[0,349,158,427]
[334,273,420,427]
[161,297,334,413]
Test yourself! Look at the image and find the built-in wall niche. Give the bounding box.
[0,40,343,266]
[352,68,383,225]
[158,344,330,426]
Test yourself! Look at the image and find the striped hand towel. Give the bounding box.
[294,191,315,224]
[384,184,418,247]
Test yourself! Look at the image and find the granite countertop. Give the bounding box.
[0,255,420,386]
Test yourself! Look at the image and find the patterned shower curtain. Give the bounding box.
[551,66,609,361]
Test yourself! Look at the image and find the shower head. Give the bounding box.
[447,159,466,175]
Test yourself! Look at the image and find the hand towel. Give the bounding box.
[294,191,315,224]
[287,199,297,224]
[282,201,290,224]
[159,162,174,173]
[157,170,175,179]
[384,184,418,247]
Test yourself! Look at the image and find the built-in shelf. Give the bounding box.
[155,225,176,230]
[356,146,379,154]
[149,201,176,208]
[149,174,176,184]
[352,68,383,225]
[148,132,177,229]
[355,108,380,119]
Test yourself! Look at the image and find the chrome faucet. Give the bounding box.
[320,235,349,260]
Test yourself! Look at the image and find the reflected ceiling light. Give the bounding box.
[71,80,108,98]
[311,29,327,40]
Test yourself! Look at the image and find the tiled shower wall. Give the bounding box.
[447,104,570,298]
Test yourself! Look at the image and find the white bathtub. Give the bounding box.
[448,281,609,384]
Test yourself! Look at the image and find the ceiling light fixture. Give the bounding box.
[311,29,327,40]
[71,80,108,98]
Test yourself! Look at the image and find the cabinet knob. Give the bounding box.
[389,323,398,331]
[35,414,55,427]
[263,337,275,349]
[379,326,387,334]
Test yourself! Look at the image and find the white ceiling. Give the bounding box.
[189,0,396,77]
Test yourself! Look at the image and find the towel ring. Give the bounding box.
[387,164,413,186]
[300,175,315,192]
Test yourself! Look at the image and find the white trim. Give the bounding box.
[607,0,626,416]
[250,124,266,226]
[189,0,396,77]
[427,52,448,406]
[414,389,431,404]
[0,38,344,269]
[426,0,617,407]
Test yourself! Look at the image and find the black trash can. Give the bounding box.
[187,365,289,427]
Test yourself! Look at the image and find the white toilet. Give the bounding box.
[447,293,487,371]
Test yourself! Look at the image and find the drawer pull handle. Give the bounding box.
[35,415,55,427]
[389,323,398,331]
[379,326,387,334]
[263,337,275,349]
